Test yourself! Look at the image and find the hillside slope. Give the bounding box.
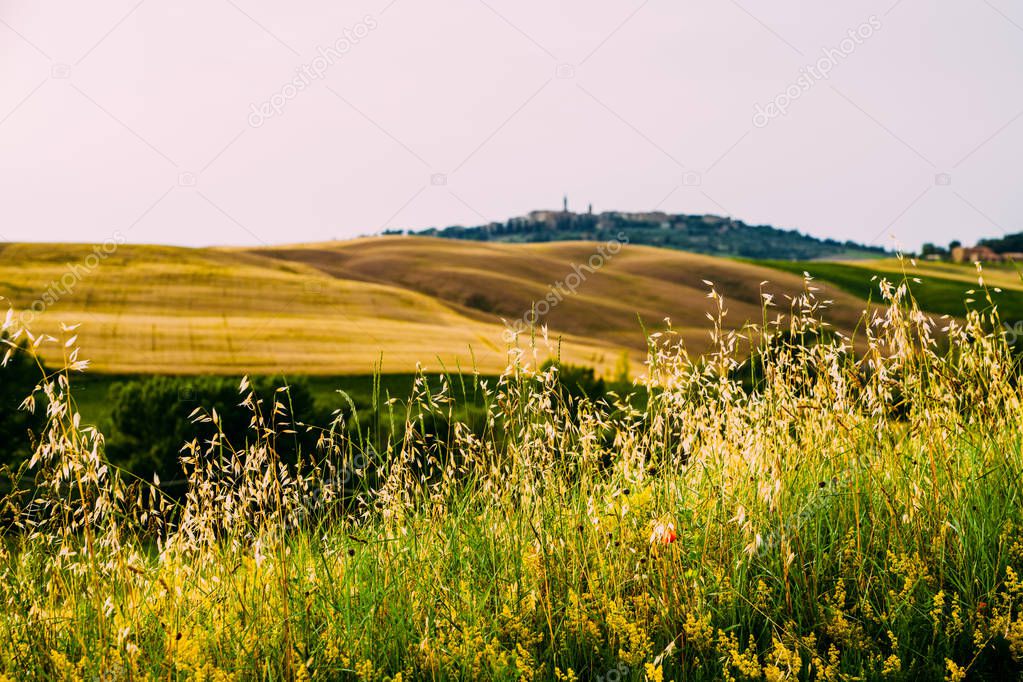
[0,243,621,375]
[1,238,899,376]
[249,237,876,355]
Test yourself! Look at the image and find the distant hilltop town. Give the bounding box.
[409,198,889,261]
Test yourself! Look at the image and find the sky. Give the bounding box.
[1,0,1021,251]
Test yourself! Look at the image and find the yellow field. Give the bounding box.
[247,237,875,349]
[0,238,874,375]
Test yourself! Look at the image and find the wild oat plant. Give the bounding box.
[1,266,1022,681]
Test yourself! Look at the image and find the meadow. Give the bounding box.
[1,265,1022,680]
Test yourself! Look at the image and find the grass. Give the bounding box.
[1,273,1022,680]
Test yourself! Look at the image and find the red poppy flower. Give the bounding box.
[650,521,677,545]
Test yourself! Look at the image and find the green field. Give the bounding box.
[759,258,1023,322]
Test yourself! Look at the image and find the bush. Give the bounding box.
[105,375,321,486]
[0,333,45,469]
[541,359,607,402]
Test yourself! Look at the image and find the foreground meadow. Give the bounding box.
[1,270,1022,681]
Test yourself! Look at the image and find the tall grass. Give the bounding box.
[1,266,1022,681]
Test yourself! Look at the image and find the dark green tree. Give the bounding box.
[540,360,607,402]
[105,376,321,488]
[979,232,1023,253]
[0,334,45,469]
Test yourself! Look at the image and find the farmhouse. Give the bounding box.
[950,245,1023,263]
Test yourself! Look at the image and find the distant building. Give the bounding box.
[618,212,669,223]
[527,210,559,229]
[952,245,1003,263]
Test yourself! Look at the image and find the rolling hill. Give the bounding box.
[250,237,876,355]
[0,242,620,375]
[3,237,1018,378]
[0,237,880,377]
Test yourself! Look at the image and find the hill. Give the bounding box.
[249,237,874,354]
[0,242,618,375]
[414,207,889,260]
[1,238,875,376]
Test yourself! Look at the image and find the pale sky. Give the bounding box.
[1,0,1021,251]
